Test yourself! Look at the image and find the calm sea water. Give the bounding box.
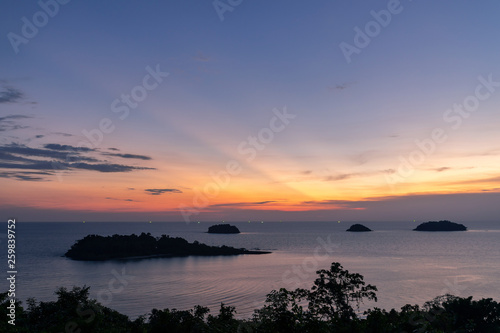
[3,221,500,319]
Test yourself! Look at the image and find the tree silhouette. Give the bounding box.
[303,262,377,322]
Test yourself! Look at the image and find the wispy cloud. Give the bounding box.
[2,143,98,162]
[105,197,140,202]
[0,89,127,179]
[145,188,182,195]
[0,143,155,180]
[67,162,153,173]
[301,199,365,209]
[0,171,53,182]
[0,160,153,173]
[0,115,32,132]
[324,173,360,181]
[322,168,397,182]
[427,166,474,173]
[0,115,31,121]
[349,150,377,165]
[102,152,152,160]
[51,132,74,137]
[209,201,277,208]
[41,144,152,161]
[482,188,500,192]
[44,143,92,152]
[449,175,500,186]
[328,81,355,92]
[0,86,24,103]
[193,51,210,62]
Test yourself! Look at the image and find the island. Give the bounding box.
[413,220,467,231]
[346,224,372,232]
[207,224,240,234]
[64,233,270,261]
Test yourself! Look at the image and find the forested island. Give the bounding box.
[413,220,467,231]
[64,233,269,261]
[207,224,240,234]
[346,224,372,232]
[4,261,499,332]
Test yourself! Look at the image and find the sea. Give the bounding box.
[4,221,500,320]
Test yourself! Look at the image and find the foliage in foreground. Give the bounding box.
[2,262,500,332]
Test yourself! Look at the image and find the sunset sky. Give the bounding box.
[1,0,499,222]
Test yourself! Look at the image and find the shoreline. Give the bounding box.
[65,250,272,261]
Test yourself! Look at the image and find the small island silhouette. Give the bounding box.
[413,220,467,231]
[207,224,240,234]
[346,224,372,232]
[65,233,269,261]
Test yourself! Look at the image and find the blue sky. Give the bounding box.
[1,0,499,222]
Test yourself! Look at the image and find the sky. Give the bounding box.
[1,0,499,222]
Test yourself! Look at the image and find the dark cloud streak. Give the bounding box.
[209,201,277,208]
[0,142,155,180]
[0,86,24,103]
[145,188,182,195]
[0,115,32,132]
[105,197,140,202]
[102,152,152,160]
[44,144,92,152]
[0,171,53,182]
